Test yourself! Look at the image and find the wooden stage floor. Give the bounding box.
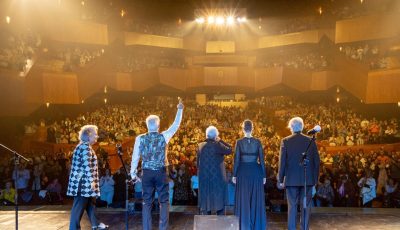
[0,206,399,230]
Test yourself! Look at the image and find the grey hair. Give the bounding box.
[79,125,98,142]
[146,115,160,132]
[288,117,304,133]
[206,126,219,139]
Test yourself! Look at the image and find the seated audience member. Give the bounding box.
[358,170,376,207]
[0,181,16,206]
[316,177,335,207]
[46,178,63,203]
[337,174,356,207]
[99,169,115,206]
[384,178,399,208]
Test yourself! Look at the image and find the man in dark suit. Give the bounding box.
[278,117,320,230]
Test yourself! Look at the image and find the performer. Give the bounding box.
[197,126,232,215]
[278,117,320,230]
[67,125,108,230]
[232,120,267,230]
[130,98,184,230]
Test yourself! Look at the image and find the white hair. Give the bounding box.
[146,115,160,132]
[206,126,219,139]
[288,117,304,133]
[79,125,98,142]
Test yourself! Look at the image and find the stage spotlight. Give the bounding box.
[5,16,10,24]
[104,98,107,104]
[207,16,215,24]
[226,16,234,25]
[398,102,400,107]
[318,7,323,15]
[216,16,225,25]
[46,102,50,108]
[336,97,340,103]
[120,9,126,18]
[81,1,85,6]
[237,17,247,23]
[195,17,205,24]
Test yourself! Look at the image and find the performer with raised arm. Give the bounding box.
[130,98,184,230]
[67,125,108,230]
[278,117,320,230]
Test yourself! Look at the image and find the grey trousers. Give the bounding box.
[286,186,313,230]
[142,168,169,230]
[69,196,98,230]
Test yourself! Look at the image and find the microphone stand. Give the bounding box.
[0,143,30,230]
[300,134,316,230]
[116,144,133,230]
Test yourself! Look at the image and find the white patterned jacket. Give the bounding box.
[66,142,100,197]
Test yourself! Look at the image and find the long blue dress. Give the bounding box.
[233,137,267,230]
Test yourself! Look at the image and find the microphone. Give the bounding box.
[307,125,321,135]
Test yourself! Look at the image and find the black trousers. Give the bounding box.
[69,196,98,230]
[142,168,169,230]
[286,186,313,230]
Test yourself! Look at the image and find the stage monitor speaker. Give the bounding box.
[193,215,239,230]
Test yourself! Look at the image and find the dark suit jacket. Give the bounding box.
[278,132,320,186]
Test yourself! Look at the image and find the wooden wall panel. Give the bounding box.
[124,32,183,49]
[254,67,283,91]
[182,34,205,52]
[131,69,159,92]
[42,73,80,104]
[238,67,255,88]
[206,41,235,54]
[334,53,369,101]
[115,73,133,91]
[187,67,204,88]
[46,19,109,45]
[282,68,312,92]
[310,71,337,91]
[335,13,400,43]
[159,68,187,91]
[258,30,320,49]
[192,55,249,65]
[204,67,238,86]
[366,69,400,103]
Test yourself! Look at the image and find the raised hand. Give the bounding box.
[177,97,184,109]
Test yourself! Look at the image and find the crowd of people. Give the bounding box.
[339,43,398,70]
[1,96,400,209]
[0,29,41,72]
[256,52,330,71]
[123,19,185,38]
[46,46,105,71]
[115,49,186,72]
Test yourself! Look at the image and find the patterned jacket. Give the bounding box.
[66,142,100,197]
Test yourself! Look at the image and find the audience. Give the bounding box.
[0,96,399,209]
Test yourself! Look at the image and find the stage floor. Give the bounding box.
[0,206,399,230]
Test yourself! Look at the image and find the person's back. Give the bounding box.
[278,117,320,230]
[197,126,232,215]
[280,133,319,187]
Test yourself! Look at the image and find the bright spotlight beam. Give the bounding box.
[216,16,225,25]
[207,16,215,24]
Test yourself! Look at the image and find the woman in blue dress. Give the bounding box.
[233,120,267,230]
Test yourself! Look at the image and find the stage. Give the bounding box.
[0,206,399,230]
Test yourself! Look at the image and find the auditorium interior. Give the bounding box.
[0,0,400,229]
